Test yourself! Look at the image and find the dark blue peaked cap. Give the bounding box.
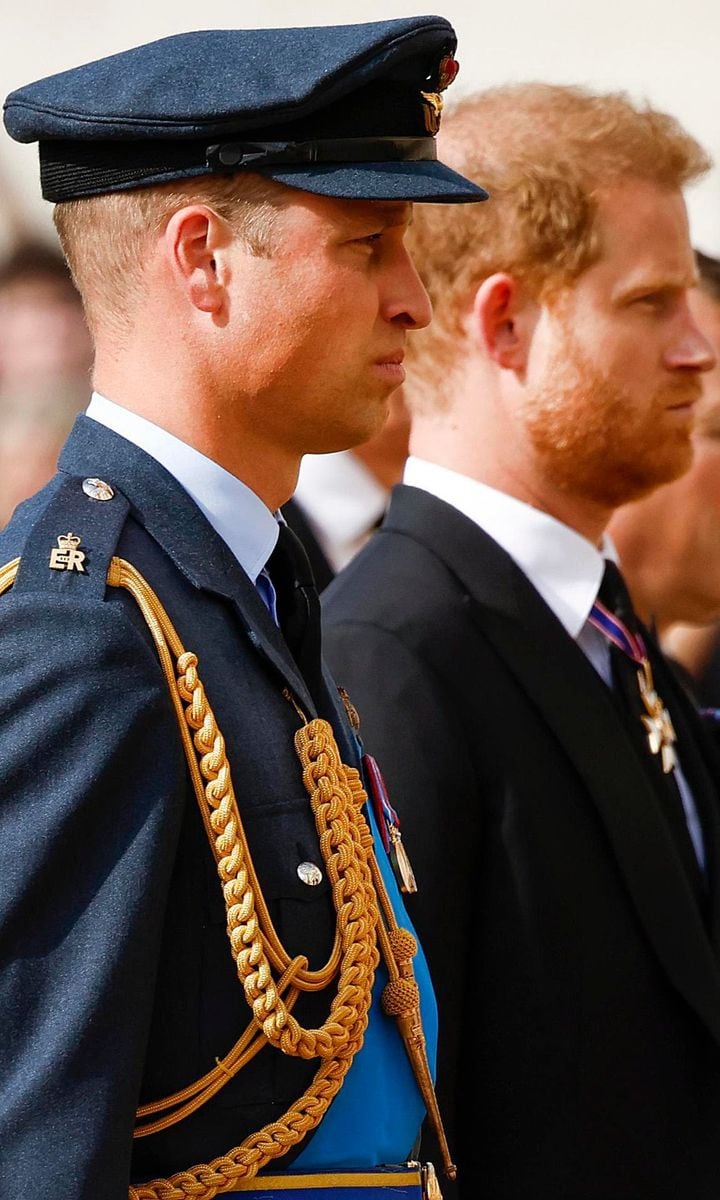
[3,16,487,205]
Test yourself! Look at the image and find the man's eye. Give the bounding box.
[634,292,668,309]
[357,232,383,246]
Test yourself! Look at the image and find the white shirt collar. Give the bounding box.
[294,449,389,572]
[86,392,279,582]
[403,456,616,638]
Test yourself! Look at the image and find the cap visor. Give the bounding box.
[259,158,488,203]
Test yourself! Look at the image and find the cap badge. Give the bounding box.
[49,532,86,573]
[420,53,460,135]
[437,54,460,91]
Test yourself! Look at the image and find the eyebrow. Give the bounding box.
[616,272,699,303]
[344,202,413,231]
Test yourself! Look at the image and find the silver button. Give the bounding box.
[82,478,114,501]
[297,861,323,887]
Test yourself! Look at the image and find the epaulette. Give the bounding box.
[9,474,130,601]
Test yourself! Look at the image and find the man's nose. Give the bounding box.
[668,316,717,373]
[384,254,433,330]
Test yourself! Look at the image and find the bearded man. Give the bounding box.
[323,84,720,1200]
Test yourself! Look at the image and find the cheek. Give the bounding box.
[572,309,650,388]
[594,332,645,389]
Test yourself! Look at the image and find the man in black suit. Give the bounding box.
[323,84,720,1200]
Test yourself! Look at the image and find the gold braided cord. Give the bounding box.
[111,559,340,984]
[111,558,379,1061]
[0,558,20,593]
[0,553,455,1195]
[135,968,302,1135]
[105,557,384,1198]
[131,1052,363,1200]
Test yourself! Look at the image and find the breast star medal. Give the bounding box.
[589,589,678,776]
[637,659,677,774]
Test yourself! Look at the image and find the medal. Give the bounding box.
[637,658,677,774]
[363,752,418,893]
[589,597,677,774]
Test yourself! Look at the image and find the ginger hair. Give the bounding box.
[407,82,711,411]
[53,172,291,340]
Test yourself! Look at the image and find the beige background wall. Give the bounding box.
[1,0,719,255]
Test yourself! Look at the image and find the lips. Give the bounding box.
[375,351,405,366]
[663,383,703,411]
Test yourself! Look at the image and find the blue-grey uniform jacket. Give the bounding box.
[0,416,433,1200]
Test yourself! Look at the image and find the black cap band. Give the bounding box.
[40,134,438,202]
[207,136,437,169]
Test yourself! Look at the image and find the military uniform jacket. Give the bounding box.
[323,484,720,1200]
[0,418,425,1200]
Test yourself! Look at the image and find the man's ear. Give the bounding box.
[164,205,230,315]
[467,273,537,371]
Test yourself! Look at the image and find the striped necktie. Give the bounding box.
[591,560,707,897]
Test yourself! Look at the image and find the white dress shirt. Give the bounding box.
[294,449,389,573]
[86,392,279,583]
[403,456,706,869]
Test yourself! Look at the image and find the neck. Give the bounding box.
[410,420,612,546]
[93,354,301,511]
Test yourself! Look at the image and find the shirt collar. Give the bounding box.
[403,456,616,638]
[294,449,389,569]
[86,392,279,582]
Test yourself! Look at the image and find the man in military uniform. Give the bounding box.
[0,19,485,1200]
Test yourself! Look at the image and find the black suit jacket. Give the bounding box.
[323,484,720,1200]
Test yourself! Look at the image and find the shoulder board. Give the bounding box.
[10,474,130,600]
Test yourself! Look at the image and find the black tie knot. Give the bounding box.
[598,559,637,630]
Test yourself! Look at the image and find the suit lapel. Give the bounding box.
[650,649,720,951]
[58,415,316,714]
[384,486,720,1048]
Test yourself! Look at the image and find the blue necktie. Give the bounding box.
[255,566,279,625]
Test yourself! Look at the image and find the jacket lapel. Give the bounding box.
[58,415,316,713]
[650,650,720,952]
[384,486,720,1048]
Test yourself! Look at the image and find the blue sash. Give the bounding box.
[291,796,437,1170]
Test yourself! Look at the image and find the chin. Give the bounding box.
[589,444,695,508]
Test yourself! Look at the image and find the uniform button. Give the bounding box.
[297,861,323,886]
[82,477,114,501]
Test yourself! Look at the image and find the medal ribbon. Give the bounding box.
[363,752,401,853]
[588,598,647,666]
[588,596,679,778]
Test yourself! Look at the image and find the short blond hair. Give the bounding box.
[53,172,291,338]
[407,83,711,406]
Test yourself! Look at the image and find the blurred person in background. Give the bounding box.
[324,83,720,1200]
[0,239,92,524]
[283,387,411,590]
